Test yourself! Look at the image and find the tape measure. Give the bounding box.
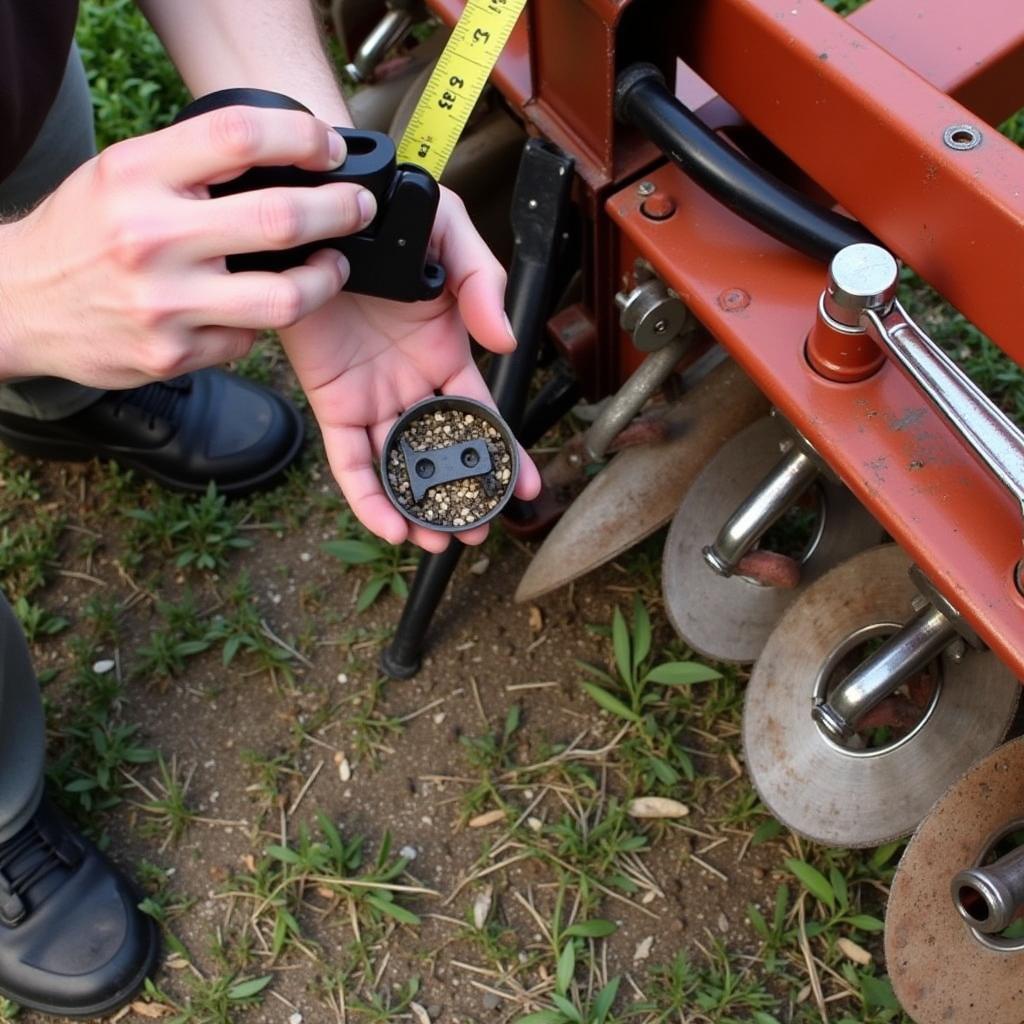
[397,0,527,179]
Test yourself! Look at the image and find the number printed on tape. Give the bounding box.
[397,0,528,179]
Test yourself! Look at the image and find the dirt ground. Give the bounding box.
[0,360,899,1024]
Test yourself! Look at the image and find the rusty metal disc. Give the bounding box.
[515,358,767,603]
[743,545,1019,848]
[662,415,884,663]
[887,737,1024,1024]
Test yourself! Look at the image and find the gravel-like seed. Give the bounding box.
[386,406,513,528]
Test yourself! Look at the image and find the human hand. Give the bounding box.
[0,106,374,388]
[280,188,542,552]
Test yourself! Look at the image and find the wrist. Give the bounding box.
[0,221,34,380]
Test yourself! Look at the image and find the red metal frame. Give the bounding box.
[417,0,1024,673]
[679,0,1024,367]
[608,170,1024,679]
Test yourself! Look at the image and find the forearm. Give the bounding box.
[137,0,353,125]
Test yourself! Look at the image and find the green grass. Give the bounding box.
[77,0,188,148]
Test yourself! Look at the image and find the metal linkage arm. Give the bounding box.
[826,244,1024,540]
[864,303,1024,527]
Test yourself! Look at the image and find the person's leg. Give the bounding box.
[0,44,104,421]
[0,595,45,843]
[0,47,305,495]
[0,595,158,1017]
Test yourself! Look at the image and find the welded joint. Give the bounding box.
[909,565,985,651]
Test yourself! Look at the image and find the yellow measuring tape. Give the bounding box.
[397,0,528,179]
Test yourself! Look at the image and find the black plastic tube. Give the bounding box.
[616,64,874,263]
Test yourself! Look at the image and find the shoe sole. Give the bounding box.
[0,915,161,1019]
[0,403,306,497]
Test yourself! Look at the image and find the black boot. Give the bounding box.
[0,800,158,1018]
[0,368,304,496]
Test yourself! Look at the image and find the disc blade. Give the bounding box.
[887,736,1024,1024]
[743,544,1019,848]
[515,358,767,603]
[662,415,884,663]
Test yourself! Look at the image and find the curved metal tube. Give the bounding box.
[953,845,1024,934]
[812,605,957,739]
[583,333,691,461]
[615,64,874,263]
[344,7,415,83]
[703,445,819,576]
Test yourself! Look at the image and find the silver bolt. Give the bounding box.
[637,181,656,197]
[528,198,538,209]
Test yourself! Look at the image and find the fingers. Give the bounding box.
[432,190,516,355]
[182,183,376,260]
[125,107,348,190]
[323,423,411,546]
[188,250,349,330]
[513,445,542,501]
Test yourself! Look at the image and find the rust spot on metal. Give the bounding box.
[718,288,751,311]
[735,550,801,588]
[890,408,927,432]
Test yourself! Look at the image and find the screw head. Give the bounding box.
[636,180,656,197]
[640,193,677,220]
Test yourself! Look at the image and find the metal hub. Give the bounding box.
[887,738,1024,1024]
[742,544,1019,847]
[662,416,883,664]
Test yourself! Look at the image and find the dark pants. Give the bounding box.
[0,46,101,841]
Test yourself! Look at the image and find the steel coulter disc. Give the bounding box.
[515,358,767,603]
[662,415,883,664]
[886,736,1024,1024]
[742,544,1019,848]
